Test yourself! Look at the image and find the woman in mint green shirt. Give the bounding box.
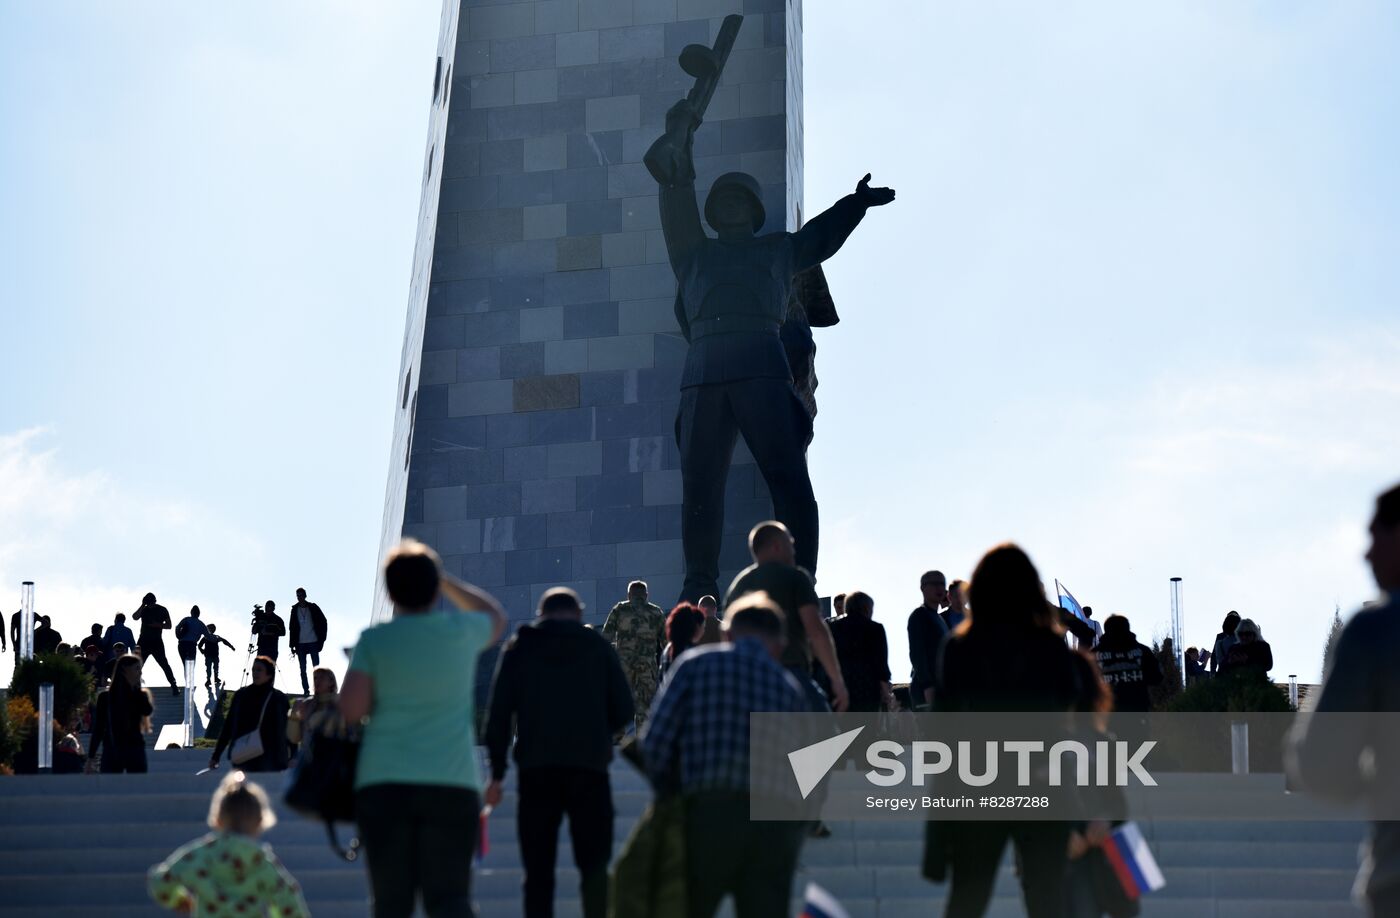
[341,539,505,918]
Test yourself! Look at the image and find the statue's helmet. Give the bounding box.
[704,172,765,233]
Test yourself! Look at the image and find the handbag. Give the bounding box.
[230,691,273,765]
[284,709,362,861]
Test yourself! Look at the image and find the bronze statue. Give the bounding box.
[647,15,896,601]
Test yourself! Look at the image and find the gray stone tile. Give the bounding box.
[505,548,572,586]
[489,275,549,309]
[469,72,516,109]
[437,519,483,556]
[552,166,609,202]
[579,0,633,31]
[597,400,672,438]
[620,195,662,230]
[465,482,523,516]
[663,19,708,57]
[721,46,784,84]
[547,511,595,547]
[580,370,626,406]
[460,208,524,244]
[599,24,665,62]
[524,134,567,172]
[416,384,448,420]
[415,416,488,453]
[564,301,620,338]
[558,63,613,101]
[567,198,625,235]
[588,334,655,371]
[675,0,741,20]
[443,142,482,179]
[420,350,457,386]
[721,114,785,155]
[607,162,654,199]
[618,297,679,334]
[515,68,559,105]
[739,80,784,118]
[531,406,596,444]
[534,0,580,34]
[609,262,675,300]
[499,341,547,378]
[461,552,508,587]
[404,522,437,545]
[423,485,468,522]
[487,413,534,448]
[571,543,617,579]
[467,4,536,40]
[644,229,669,263]
[456,346,502,382]
[643,468,683,506]
[633,0,677,25]
[547,440,604,477]
[591,506,657,543]
[655,502,681,539]
[482,516,517,553]
[494,239,558,274]
[568,129,623,167]
[544,268,611,304]
[522,477,577,514]
[423,315,464,351]
[439,176,499,212]
[585,95,641,132]
[514,374,581,412]
[490,35,556,72]
[408,445,504,489]
[456,40,491,77]
[428,278,492,317]
[544,338,590,374]
[617,539,685,575]
[540,99,588,134]
[738,148,784,184]
[601,232,647,267]
[557,235,604,271]
[497,171,555,207]
[577,472,643,509]
[505,444,550,481]
[464,310,522,346]
[556,30,600,66]
[448,108,490,145]
[515,513,550,550]
[703,83,740,122]
[448,379,515,417]
[520,305,565,342]
[523,202,568,239]
[486,105,545,141]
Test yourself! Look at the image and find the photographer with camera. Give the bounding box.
[253,600,286,662]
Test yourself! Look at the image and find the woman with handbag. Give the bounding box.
[87,653,154,773]
[209,655,291,773]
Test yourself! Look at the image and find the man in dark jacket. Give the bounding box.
[907,570,949,709]
[1093,614,1163,712]
[102,613,136,662]
[830,591,893,712]
[288,588,329,696]
[484,587,633,918]
[33,616,61,655]
[79,624,104,657]
[133,593,179,695]
[1288,482,1400,917]
[254,600,286,662]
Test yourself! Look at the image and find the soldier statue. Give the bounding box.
[647,16,896,601]
[601,580,666,729]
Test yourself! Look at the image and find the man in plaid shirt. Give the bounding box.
[641,593,810,917]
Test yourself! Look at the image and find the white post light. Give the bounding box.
[183,658,197,747]
[1288,674,1299,709]
[20,581,35,660]
[1231,721,1249,775]
[38,683,54,771]
[1169,578,1185,686]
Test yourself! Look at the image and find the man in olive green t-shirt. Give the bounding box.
[723,520,848,713]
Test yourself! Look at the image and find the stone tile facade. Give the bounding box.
[376,0,803,626]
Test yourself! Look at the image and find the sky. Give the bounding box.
[2,2,1397,693]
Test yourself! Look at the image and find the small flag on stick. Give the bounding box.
[1100,821,1165,898]
[800,883,850,918]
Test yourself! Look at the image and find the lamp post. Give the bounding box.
[20,581,35,660]
[1169,577,1185,686]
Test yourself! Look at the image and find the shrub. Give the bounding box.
[1164,669,1294,715]
[0,696,27,772]
[9,653,94,728]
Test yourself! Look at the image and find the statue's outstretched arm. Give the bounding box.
[653,100,706,273]
[791,173,896,273]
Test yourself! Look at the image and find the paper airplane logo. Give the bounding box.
[788,727,865,799]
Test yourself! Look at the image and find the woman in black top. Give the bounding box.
[209,655,290,773]
[930,543,1100,918]
[87,654,154,773]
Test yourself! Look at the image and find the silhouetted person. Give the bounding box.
[34,615,61,655]
[175,606,207,671]
[484,587,633,918]
[908,570,950,709]
[288,587,328,696]
[209,655,289,773]
[651,81,894,599]
[930,544,1099,918]
[1,608,8,655]
[602,580,665,731]
[1289,482,1400,918]
[642,594,809,917]
[340,540,506,918]
[724,520,848,713]
[1093,614,1163,712]
[830,591,894,712]
[696,594,722,646]
[80,643,105,687]
[88,653,154,773]
[79,623,103,657]
[103,612,136,662]
[942,580,968,632]
[1209,610,1240,674]
[1219,618,1272,678]
[198,624,235,688]
[830,592,846,621]
[133,593,179,695]
[1184,646,1207,684]
[661,603,706,677]
[1082,605,1103,649]
[255,600,285,662]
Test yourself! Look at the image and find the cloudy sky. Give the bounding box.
[2,2,1397,692]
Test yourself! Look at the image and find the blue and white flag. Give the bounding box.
[1055,580,1089,623]
[800,883,850,918]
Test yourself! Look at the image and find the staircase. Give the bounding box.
[0,752,1366,918]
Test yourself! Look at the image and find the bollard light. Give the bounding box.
[1230,720,1249,775]
[20,581,35,661]
[38,683,54,771]
[184,658,197,747]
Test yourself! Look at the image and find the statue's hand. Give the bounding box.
[665,98,702,133]
[855,173,896,207]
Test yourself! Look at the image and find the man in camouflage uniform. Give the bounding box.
[602,580,666,730]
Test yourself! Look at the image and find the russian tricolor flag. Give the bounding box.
[1100,821,1166,898]
[800,883,850,918]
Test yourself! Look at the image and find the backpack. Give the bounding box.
[284,717,362,861]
